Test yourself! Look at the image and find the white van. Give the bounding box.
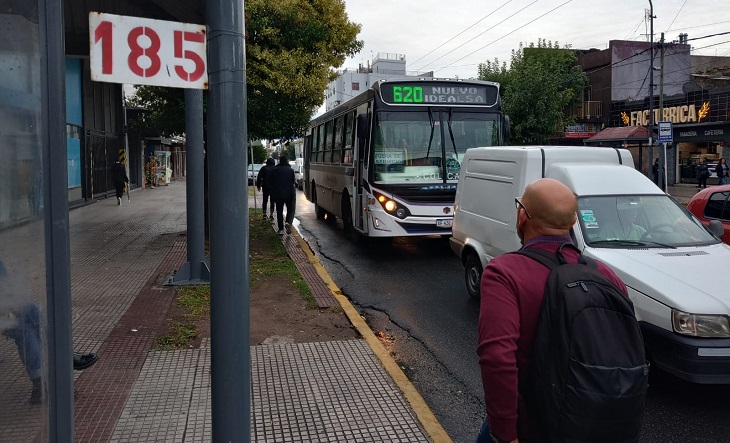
[450,146,730,384]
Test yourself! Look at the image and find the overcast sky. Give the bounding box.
[341,0,730,79]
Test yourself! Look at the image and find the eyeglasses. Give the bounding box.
[515,197,532,219]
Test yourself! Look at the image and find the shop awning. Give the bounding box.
[584,126,655,144]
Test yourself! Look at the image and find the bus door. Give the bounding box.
[354,110,370,232]
[303,134,312,201]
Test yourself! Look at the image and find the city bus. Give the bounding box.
[303,78,509,238]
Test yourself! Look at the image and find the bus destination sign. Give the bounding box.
[380,82,498,106]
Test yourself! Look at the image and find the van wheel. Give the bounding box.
[465,253,482,299]
[312,183,326,220]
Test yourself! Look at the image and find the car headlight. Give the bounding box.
[672,310,730,338]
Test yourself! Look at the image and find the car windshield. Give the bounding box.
[578,195,718,248]
[372,110,500,184]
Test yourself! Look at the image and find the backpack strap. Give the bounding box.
[512,243,591,270]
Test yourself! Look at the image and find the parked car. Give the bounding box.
[247,163,264,185]
[687,184,730,244]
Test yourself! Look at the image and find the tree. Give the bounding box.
[129,0,362,141]
[478,39,588,145]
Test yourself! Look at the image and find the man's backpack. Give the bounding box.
[513,245,649,443]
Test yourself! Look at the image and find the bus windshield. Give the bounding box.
[373,110,500,184]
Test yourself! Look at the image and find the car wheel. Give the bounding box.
[465,253,482,299]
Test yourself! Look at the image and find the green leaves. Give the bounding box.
[129,0,362,141]
[478,39,587,145]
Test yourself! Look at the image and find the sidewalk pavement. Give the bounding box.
[1,178,448,443]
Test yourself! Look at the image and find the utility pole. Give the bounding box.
[658,33,667,192]
[648,1,655,176]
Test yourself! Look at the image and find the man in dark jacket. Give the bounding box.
[256,158,276,220]
[270,155,296,235]
[111,160,129,206]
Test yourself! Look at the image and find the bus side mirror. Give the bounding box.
[503,115,511,142]
[708,219,724,237]
[357,113,369,141]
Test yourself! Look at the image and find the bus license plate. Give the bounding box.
[436,219,452,228]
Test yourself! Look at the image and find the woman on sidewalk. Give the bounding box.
[111,160,129,205]
[715,158,729,186]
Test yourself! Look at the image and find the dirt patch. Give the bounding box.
[158,276,358,348]
[250,277,359,345]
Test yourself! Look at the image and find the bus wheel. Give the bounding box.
[312,184,326,220]
[465,252,482,299]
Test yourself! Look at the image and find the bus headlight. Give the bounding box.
[672,310,730,338]
[373,191,410,219]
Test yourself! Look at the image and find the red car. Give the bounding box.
[687,184,730,244]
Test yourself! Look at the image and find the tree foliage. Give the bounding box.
[129,0,362,140]
[478,39,588,145]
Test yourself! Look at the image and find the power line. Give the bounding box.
[439,0,573,71]
[664,0,687,33]
[669,20,730,33]
[415,0,539,72]
[625,17,646,40]
[409,0,514,68]
[687,31,730,41]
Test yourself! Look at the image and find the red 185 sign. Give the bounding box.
[89,12,208,89]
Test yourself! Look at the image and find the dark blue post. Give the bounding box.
[39,0,74,439]
[206,0,250,441]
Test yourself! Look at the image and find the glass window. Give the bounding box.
[704,191,728,220]
[343,111,355,165]
[314,125,323,163]
[1,2,49,436]
[578,195,717,248]
[333,116,344,164]
[323,120,333,163]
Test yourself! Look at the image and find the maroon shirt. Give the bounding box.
[477,235,627,441]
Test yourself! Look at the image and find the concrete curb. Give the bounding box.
[291,230,453,443]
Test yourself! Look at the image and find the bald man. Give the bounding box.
[475,179,627,443]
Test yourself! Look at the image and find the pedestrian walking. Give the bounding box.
[476,178,647,443]
[715,158,729,186]
[652,158,659,185]
[697,158,710,189]
[256,158,276,220]
[0,260,98,404]
[111,160,129,205]
[270,155,296,235]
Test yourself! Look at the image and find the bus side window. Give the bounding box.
[323,120,333,163]
[343,110,355,165]
[333,115,344,164]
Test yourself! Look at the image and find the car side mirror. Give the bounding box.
[708,219,724,237]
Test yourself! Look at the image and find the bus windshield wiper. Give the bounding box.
[425,107,435,159]
[447,108,458,157]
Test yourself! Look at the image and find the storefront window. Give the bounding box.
[0,2,49,440]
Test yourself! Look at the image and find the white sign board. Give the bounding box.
[89,12,208,89]
[374,152,404,164]
[657,121,673,143]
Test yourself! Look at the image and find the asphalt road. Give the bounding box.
[293,190,730,443]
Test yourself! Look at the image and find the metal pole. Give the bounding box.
[250,144,257,211]
[648,1,655,175]
[658,33,666,191]
[206,0,250,441]
[39,0,74,439]
[168,89,211,285]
